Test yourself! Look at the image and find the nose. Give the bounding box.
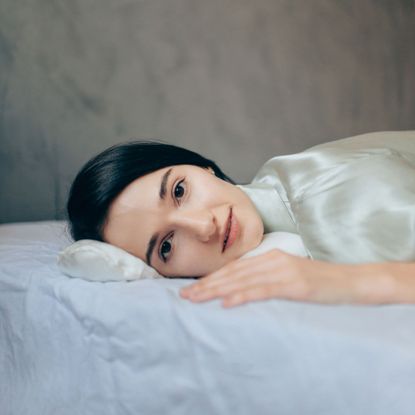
[168,208,217,242]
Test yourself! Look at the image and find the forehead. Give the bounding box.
[111,168,165,214]
[102,166,171,256]
[109,164,205,214]
[108,166,175,223]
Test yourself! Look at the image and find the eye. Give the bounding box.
[173,179,186,202]
[160,234,173,262]
[159,178,186,263]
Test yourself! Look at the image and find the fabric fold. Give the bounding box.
[238,131,415,264]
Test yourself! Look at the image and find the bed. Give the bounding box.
[1,220,415,415]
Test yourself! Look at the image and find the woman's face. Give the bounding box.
[103,164,264,277]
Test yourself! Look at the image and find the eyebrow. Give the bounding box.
[145,167,173,266]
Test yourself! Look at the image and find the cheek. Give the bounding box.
[194,178,228,203]
[164,241,226,277]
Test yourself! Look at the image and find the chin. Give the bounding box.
[247,225,264,252]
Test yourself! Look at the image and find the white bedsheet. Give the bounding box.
[1,221,415,415]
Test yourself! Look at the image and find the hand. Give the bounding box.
[180,249,396,307]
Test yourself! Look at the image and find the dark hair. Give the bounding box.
[66,140,235,241]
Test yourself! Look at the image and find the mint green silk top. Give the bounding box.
[237,131,415,264]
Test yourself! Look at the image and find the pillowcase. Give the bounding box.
[240,231,309,259]
[57,231,309,282]
[57,240,163,282]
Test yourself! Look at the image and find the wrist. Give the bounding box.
[341,262,399,304]
[377,262,415,304]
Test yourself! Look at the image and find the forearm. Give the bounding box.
[342,261,415,304]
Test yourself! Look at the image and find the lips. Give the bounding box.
[222,208,232,252]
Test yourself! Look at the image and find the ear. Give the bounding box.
[207,167,215,175]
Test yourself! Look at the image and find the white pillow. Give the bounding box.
[57,232,309,282]
[241,231,309,259]
[57,240,163,282]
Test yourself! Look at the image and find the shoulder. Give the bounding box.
[253,138,415,202]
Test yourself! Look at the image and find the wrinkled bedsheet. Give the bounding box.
[1,221,415,415]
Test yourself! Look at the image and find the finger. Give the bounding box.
[180,257,254,296]
[185,256,298,303]
[181,274,245,300]
[187,274,279,303]
[182,251,285,296]
[222,285,278,307]
[181,264,265,299]
[222,281,308,307]
[180,249,289,298]
[201,256,255,281]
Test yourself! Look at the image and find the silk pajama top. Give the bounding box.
[237,131,415,264]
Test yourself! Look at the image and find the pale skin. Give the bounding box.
[103,164,265,277]
[180,250,415,307]
[103,164,415,307]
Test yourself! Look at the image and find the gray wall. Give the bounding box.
[1,0,414,223]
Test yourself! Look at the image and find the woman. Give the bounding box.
[67,131,415,307]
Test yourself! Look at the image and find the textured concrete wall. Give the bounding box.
[1,0,414,223]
